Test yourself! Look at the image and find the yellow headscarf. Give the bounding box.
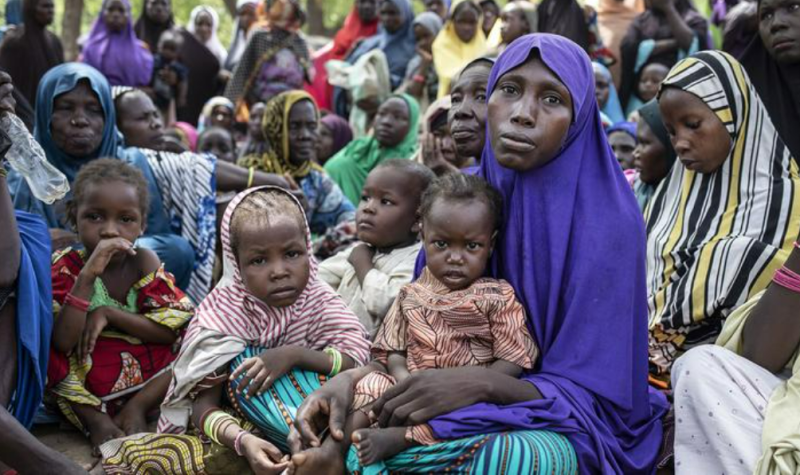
[432,0,489,98]
[238,90,324,178]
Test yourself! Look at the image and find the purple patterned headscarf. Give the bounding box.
[426,34,668,473]
[82,0,154,87]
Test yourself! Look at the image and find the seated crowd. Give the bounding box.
[0,0,799,473]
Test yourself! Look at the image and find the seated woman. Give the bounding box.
[324,94,420,206]
[397,12,443,111]
[645,51,800,383]
[100,186,369,474]
[619,0,708,113]
[0,73,84,475]
[237,91,356,236]
[495,1,538,55]
[740,0,800,161]
[432,0,488,98]
[316,113,354,167]
[288,33,668,475]
[606,121,638,170]
[81,0,153,87]
[629,99,676,212]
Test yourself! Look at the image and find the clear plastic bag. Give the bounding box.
[1,112,69,204]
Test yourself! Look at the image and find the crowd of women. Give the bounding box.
[1,0,800,473]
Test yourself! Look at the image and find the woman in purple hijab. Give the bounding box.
[81,0,153,87]
[289,34,668,474]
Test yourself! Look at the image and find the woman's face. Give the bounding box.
[758,0,800,64]
[449,63,491,159]
[608,131,636,170]
[454,4,480,43]
[103,0,128,33]
[488,56,573,172]
[210,105,234,130]
[238,3,257,32]
[117,92,165,151]
[500,4,528,45]
[145,0,171,24]
[357,0,379,23]
[195,11,214,43]
[414,24,436,54]
[594,70,610,109]
[425,0,448,20]
[431,121,459,166]
[248,102,266,139]
[659,87,732,174]
[317,123,335,164]
[633,119,671,184]
[480,2,499,36]
[50,81,105,158]
[287,100,319,166]
[35,0,55,26]
[637,63,669,103]
[379,1,404,34]
[374,97,411,148]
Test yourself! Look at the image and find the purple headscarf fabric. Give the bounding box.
[82,0,154,87]
[320,114,354,157]
[425,34,668,474]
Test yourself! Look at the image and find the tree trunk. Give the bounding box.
[222,0,237,18]
[306,0,326,36]
[61,0,84,61]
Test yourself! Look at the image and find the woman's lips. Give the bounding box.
[499,134,536,153]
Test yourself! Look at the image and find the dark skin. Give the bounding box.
[287,100,320,167]
[350,166,424,286]
[210,104,235,131]
[645,0,697,54]
[449,61,491,162]
[637,63,669,103]
[194,11,213,43]
[34,0,55,26]
[247,102,266,142]
[425,0,448,21]
[758,0,800,64]
[351,198,522,465]
[594,69,611,110]
[374,97,411,148]
[480,1,499,37]
[116,91,165,151]
[237,2,257,34]
[659,87,732,175]
[316,121,336,165]
[608,130,637,170]
[145,0,171,25]
[52,180,178,449]
[379,0,403,34]
[103,0,128,34]
[488,55,573,172]
[155,34,188,108]
[500,3,530,45]
[198,127,236,164]
[633,119,671,185]
[454,3,481,43]
[357,0,379,23]
[405,24,436,100]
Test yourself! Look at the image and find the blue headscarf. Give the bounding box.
[8,211,52,429]
[427,34,668,473]
[592,62,625,124]
[347,0,416,89]
[606,120,638,143]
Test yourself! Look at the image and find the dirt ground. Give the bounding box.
[32,424,97,471]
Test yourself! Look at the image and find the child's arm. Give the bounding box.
[358,248,417,322]
[348,243,375,286]
[489,360,524,378]
[177,78,188,108]
[387,351,411,383]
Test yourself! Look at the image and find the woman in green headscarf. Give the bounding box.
[323,94,420,205]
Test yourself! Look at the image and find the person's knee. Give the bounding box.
[672,345,731,391]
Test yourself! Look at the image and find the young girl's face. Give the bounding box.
[454,4,480,43]
[374,97,411,148]
[103,0,128,33]
[659,87,732,174]
[608,130,636,170]
[198,129,236,163]
[594,70,610,109]
[236,215,310,307]
[638,63,669,103]
[288,100,319,166]
[75,180,145,257]
[413,24,435,54]
[423,197,495,291]
[379,1,403,34]
[500,4,528,45]
[488,55,573,172]
[633,119,671,184]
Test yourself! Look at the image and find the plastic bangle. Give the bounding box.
[324,347,342,377]
[774,265,800,293]
[64,293,90,313]
[0,167,7,178]
[234,430,250,456]
[247,166,255,188]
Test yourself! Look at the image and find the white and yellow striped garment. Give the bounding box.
[645,50,800,377]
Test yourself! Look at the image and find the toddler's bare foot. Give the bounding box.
[113,402,148,435]
[82,409,125,454]
[290,441,343,475]
[351,427,410,466]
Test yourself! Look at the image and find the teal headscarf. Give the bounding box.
[323,93,420,205]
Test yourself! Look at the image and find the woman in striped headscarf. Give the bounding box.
[645,50,800,383]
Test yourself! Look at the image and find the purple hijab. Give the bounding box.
[82,0,153,87]
[425,34,668,473]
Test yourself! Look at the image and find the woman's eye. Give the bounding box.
[475,93,487,102]
[543,95,563,105]
[499,84,518,95]
[451,94,463,104]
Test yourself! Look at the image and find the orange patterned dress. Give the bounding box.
[353,267,539,444]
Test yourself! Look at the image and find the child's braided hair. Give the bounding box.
[419,173,503,231]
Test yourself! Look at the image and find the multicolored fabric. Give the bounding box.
[372,267,538,372]
[324,94,420,205]
[346,429,578,474]
[432,0,488,98]
[159,186,369,434]
[237,91,355,234]
[47,248,193,428]
[645,51,800,377]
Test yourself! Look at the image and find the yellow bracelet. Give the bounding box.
[246,166,255,188]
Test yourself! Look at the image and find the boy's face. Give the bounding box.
[356,167,421,251]
[423,198,494,291]
[198,129,236,163]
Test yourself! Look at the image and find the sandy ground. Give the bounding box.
[32,424,97,471]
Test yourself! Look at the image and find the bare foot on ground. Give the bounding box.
[112,403,148,436]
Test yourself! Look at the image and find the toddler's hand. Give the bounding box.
[240,433,289,474]
[78,308,109,361]
[82,237,137,278]
[230,347,297,398]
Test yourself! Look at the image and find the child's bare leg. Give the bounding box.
[72,403,125,450]
[113,371,171,435]
[352,426,413,466]
[290,409,371,475]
